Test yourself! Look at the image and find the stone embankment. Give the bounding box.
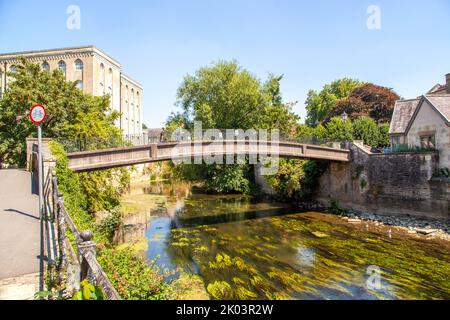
[297,201,449,241]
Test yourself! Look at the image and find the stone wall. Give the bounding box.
[316,143,450,220]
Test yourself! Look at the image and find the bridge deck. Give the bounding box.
[67,140,350,172]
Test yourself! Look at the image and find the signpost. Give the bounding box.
[30,104,47,220]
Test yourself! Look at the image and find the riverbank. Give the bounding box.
[297,201,450,242]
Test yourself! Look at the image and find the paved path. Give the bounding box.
[0,169,42,299]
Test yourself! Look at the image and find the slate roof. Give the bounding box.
[147,128,163,139]
[389,98,420,134]
[425,95,450,122]
[427,84,447,95]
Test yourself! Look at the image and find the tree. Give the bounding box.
[0,58,129,212]
[172,61,300,193]
[377,122,390,148]
[324,117,354,142]
[305,78,363,126]
[353,116,380,147]
[176,60,269,129]
[0,58,121,166]
[267,159,328,201]
[327,83,399,123]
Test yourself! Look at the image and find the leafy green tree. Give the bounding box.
[0,58,121,166]
[176,60,269,129]
[353,117,391,148]
[267,159,328,201]
[324,117,354,142]
[0,59,130,213]
[377,122,391,148]
[172,61,300,193]
[305,78,363,126]
[257,74,299,137]
[353,116,380,147]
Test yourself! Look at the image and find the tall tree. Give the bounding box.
[305,78,363,126]
[324,117,354,142]
[176,60,269,129]
[0,58,129,212]
[0,58,121,166]
[172,61,300,193]
[353,116,380,147]
[327,83,400,123]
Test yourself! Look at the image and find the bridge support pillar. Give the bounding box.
[150,143,158,159]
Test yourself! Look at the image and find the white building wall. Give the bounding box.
[407,100,450,168]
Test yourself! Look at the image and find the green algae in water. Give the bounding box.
[164,214,450,300]
[121,182,450,300]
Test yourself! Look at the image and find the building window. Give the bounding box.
[42,62,50,71]
[75,59,83,71]
[99,83,104,95]
[58,61,66,75]
[10,65,17,73]
[420,135,435,149]
[75,80,83,90]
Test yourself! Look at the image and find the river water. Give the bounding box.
[118,181,450,300]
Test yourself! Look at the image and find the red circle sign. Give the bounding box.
[29,104,46,125]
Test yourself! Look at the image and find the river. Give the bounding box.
[117,181,450,300]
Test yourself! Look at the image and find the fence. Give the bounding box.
[42,170,120,300]
[58,130,349,153]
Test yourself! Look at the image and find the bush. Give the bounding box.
[97,248,174,300]
[392,144,436,153]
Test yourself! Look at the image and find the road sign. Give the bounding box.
[29,104,46,222]
[29,104,46,125]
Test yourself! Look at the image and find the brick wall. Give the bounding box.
[316,144,450,220]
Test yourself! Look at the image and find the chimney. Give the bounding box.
[446,73,450,94]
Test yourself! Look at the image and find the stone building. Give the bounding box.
[0,45,143,137]
[389,73,450,169]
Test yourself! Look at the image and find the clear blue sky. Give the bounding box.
[1,0,450,127]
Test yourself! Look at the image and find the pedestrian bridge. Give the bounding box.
[67,140,350,172]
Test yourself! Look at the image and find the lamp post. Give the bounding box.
[341,111,349,149]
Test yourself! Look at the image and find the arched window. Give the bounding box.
[108,68,113,83]
[42,62,50,71]
[99,63,105,94]
[58,61,66,75]
[75,80,83,90]
[0,69,3,96]
[75,59,83,71]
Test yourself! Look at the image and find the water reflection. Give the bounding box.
[119,181,450,300]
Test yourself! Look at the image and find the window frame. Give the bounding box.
[419,134,436,149]
[75,59,83,71]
